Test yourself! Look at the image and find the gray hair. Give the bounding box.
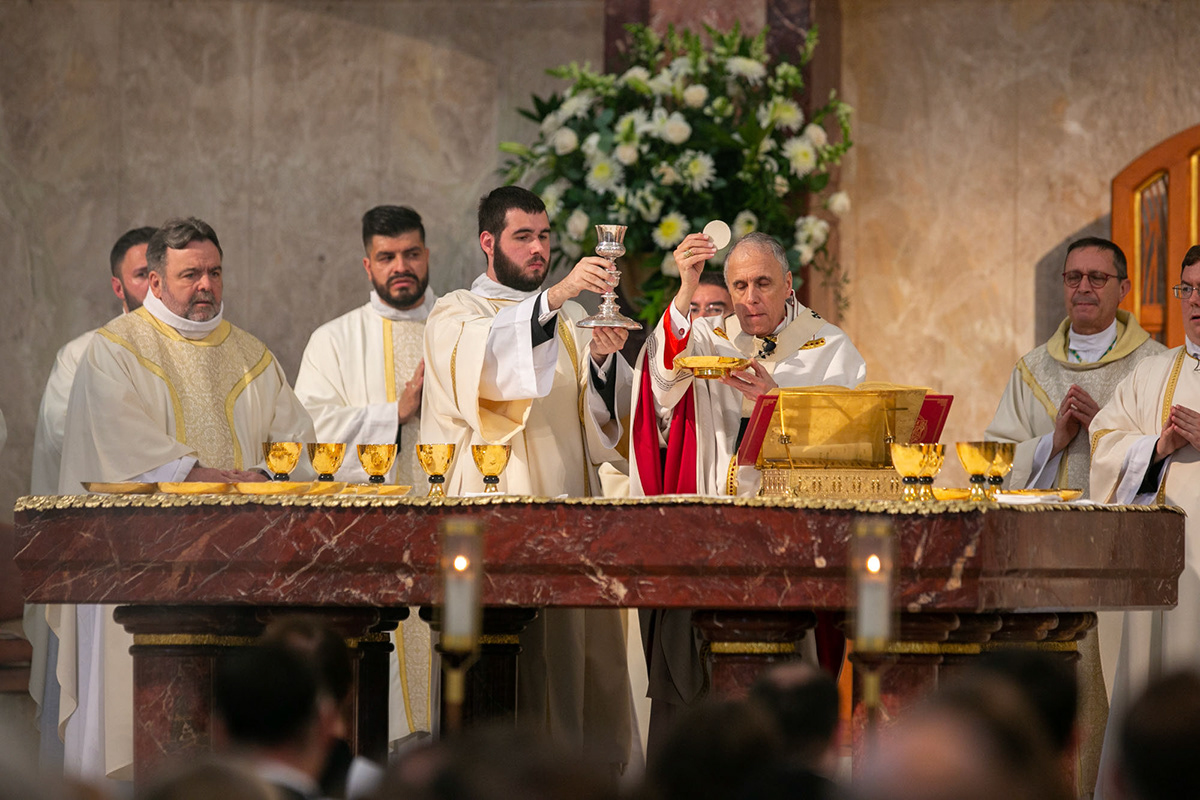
[724,232,790,280]
[147,217,223,276]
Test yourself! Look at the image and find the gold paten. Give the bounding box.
[675,355,751,379]
[234,481,315,496]
[158,482,231,495]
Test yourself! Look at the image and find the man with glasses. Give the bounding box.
[688,271,732,322]
[1089,244,1200,800]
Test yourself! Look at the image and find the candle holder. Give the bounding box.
[438,517,483,734]
[577,224,642,330]
[851,516,896,742]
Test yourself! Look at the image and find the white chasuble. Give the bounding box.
[54,307,314,781]
[420,282,633,766]
[1090,346,1200,799]
[295,299,433,741]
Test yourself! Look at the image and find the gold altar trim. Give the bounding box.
[133,634,258,648]
[16,492,1184,516]
[709,641,796,655]
[882,641,982,656]
[350,632,393,646]
[981,640,1079,653]
[761,467,904,501]
[478,634,520,645]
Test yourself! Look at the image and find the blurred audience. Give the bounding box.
[1107,670,1200,800]
[745,662,840,799]
[134,755,276,800]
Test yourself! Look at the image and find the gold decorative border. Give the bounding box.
[710,641,796,654]
[980,640,1078,653]
[1016,359,1057,421]
[883,641,982,656]
[478,634,520,645]
[133,634,258,647]
[383,318,397,404]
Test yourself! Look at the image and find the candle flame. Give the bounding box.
[453,555,470,572]
[866,554,881,574]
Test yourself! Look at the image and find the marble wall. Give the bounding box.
[3,0,1199,518]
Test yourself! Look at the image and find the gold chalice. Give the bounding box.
[987,442,1016,500]
[471,444,512,494]
[307,442,347,482]
[262,441,303,481]
[417,444,456,497]
[357,443,398,485]
[956,441,998,502]
[890,443,926,503]
[918,443,946,501]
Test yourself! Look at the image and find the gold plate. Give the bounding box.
[82,482,157,494]
[340,484,412,496]
[234,481,316,496]
[305,481,348,495]
[999,488,1083,502]
[932,487,970,501]
[675,355,751,379]
[157,482,231,495]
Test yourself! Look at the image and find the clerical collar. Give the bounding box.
[142,287,224,340]
[1186,337,1200,362]
[369,287,434,322]
[470,273,541,302]
[1067,320,1118,364]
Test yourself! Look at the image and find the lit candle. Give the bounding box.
[853,517,894,652]
[440,518,482,654]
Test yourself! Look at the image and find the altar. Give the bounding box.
[13,492,1184,780]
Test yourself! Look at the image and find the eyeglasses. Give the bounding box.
[1173,284,1200,300]
[1063,271,1119,289]
[689,303,728,317]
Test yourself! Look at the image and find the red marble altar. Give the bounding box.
[13,493,1185,779]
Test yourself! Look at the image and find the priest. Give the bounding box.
[55,217,315,782]
[1090,245,1200,799]
[294,204,434,745]
[629,230,866,750]
[420,186,633,767]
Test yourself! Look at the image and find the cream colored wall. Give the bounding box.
[838,0,1200,468]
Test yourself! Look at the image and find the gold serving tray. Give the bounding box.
[305,481,348,495]
[340,484,412,496]
[82,482,157,494]
[157,482,231,495]
[675,355,751,378]
[234,481,316,496]
[932,487,970,502]
[1000,488,1083,502]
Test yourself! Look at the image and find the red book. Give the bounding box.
[737,393,780,466]
[909,394,953,443]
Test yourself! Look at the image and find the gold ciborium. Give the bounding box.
[417,444,456,497]
[308,442,347,482]
[357,444,398,485]
[262,441,303,481]
[986,442,1016,500]
[918,443,946,501]
[471,444,512,494]
[889,443,926,503]
[956,441,998,502]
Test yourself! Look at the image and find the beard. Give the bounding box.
[493,246,548,293]
[121,283,144,312]
[184,289,220,321]
[373,271,429,311]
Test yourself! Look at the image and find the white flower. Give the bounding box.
[540,180,570,219]
[795,215,830,248]
[581,132,603,160]
[539,109,564,135]
[733,210,758,240]
[565,208,590,241]
[667,56,694,78]
[683,84,709,109]
[585,156,624,194]
[827,191,851,216]
[615,142,640,166]
[552,127,578,156]
[726,56,767,84]
[804,123,829,149]
[680,151,716,192]
[774,174,790,196]
[756,98,804,132]
[660,112,692,145]
[660,251,680,277]
[615,110,650,141]
[652,211,690,249]
[794,243,815,266]
[653,162,682,186]
[782,136,817,178]
[561,238,582,260]
[647,71,674,96]
[619,66,651,86]
[558,91,594,120]
[634,189,663,223]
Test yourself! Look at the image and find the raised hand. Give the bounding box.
[546,257,619,311]
[588,326,629,363]
[671,233,718,316]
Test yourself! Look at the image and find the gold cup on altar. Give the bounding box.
[262,441,303,481]
[889,443,925,503]
[956,441,998,502]
[918,443,946,501]
[471,444,512,494]
[307,442,347,482]
[357,444,398,485]
[986,442,1016,500]
[417,444,456,497]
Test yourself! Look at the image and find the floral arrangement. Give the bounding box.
[500,23,853,323]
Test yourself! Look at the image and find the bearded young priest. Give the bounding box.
[55,217,315,783]
[420,186,634,768]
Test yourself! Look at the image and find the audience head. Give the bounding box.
[361,205,430,310]
[749,661,840,772]
[134,755,277,800]
[478,186,550,292]
[723,232,794,337]
[969,648,1077,756]
[109,226,157,312]
[146,217,224,322]
[1113,670,1200,800]
[689,271,732,322]
[1062,236,1131,335]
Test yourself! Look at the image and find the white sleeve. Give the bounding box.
[133,456,197,483]
[480,293,560,401]
[667,301,691,339]
[1025,433,1062,490]
[1110,435,1163,505]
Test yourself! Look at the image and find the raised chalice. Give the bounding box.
[262,441,303,481]
[918,443,946,501]
[357,443,398,484]
[956,441,999,502]
[986,442,1016,500]
[417,443,456,497]
[471,444,512,494]
[577,224,642,330]
[308,442,347,482]
[889,443,925,503]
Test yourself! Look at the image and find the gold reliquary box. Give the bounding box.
[737,383,937,500]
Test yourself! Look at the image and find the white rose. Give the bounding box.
[733,210,758,240]
[615,142,640,166]
[566,209,590,241]
[827,191,851,216]
[552,127,578,156]
[774,174,789,197]
[795,243,815,266]
[581,132,602,159]
[661,252,680,277]
[804,123,829,149]
[683,84,709,108]
[660,112,692,145]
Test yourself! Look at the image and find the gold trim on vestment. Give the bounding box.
[1156,349,1186,504]
[141,309,232,347]
[709,642,796,654]
[98,327,187,445]
[383,318,397,404]
[450,323,463,410]
[225,350,274,470]
[1017,358,1058,422]
[725,455,739,496]
[557,316,592,497]
[133,633,258,647]
[1090,429,1115,457]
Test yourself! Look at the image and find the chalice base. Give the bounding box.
[426,475,446,498]
[273,473,290,482]
[318,474,335,482]
[577,304,642,330]
[968,476,989,502]
[369,475,385,484]
[482,476,501,494]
